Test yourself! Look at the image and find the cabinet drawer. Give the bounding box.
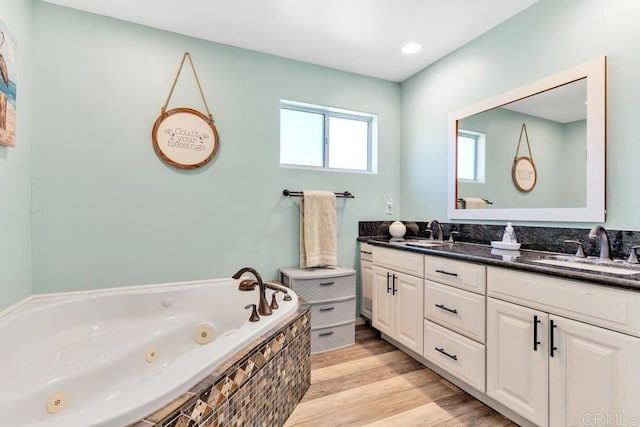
[360,242,373,262]
[289,274,355,303]
[425,281,486,343]
[488,267,640,337]
[423,320,486,392]
[310,297,355,328]
[425,256,486,294]
[311,321,355,354]
[373,246,424,278]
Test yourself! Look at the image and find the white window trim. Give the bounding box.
[457,129,485,183]
[280,100,377,173]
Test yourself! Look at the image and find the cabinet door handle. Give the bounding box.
[533,315,541,351]
[386,272,391,293]
[319,281,335,286]
[435,347,458,361]
[550,319,558,357]
[392,274,397,295]
[435,269,458,277]
[319,331,334,337]
[435,304,458,314]
[319,307,335,312]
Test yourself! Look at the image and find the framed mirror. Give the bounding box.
[448,56,606,222]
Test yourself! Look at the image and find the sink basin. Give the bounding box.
[532,258,640,276]
[388,239,445,248]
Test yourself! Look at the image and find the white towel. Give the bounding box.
[299,191,337,268]
[462,197,487,209]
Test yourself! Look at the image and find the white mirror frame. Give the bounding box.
[448,56,606,222]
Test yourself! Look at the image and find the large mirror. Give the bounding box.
[448,56,606,222]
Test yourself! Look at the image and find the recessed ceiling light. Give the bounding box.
[401,42,422,55]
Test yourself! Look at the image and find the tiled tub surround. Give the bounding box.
[132,308,311,427]
[360,221,640,261]
[0,279,306,427]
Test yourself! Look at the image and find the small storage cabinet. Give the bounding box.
[280,266,356,354]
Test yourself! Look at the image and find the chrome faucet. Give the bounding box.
[427,219,444,242]
[588,225,613,260]
[233,267,272,316]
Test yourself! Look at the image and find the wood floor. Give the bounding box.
[284,324,518,427]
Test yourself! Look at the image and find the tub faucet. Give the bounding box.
[427,220,444,242]
[233,267,272,316]
[588,225,613,260]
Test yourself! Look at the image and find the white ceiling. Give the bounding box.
[41,0,538,82]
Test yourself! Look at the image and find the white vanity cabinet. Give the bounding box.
[372,247,424,354]
[359,242,373,319]
[487,267,640,427]
[423,255,487,392]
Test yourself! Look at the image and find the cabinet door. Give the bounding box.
[549,315,640,427]
[394,271,424,353]
[360,260,373,319]
[487,298,549,427]
[372,266,394,336]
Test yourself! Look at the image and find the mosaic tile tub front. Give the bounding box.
[129,306,311,427]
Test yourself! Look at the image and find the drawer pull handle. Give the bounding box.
[435,269,458,277]
[435,347,458,361]
[360,251,372,255]
[319,281,335,286]
[435,304,458,314]
[319,307,335,312]
[533,315,541,351]
[319,331,334,337]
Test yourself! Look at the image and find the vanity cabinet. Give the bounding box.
[372,247,424,354]
[487,267,640,427]
[359,242,373,319]
[422,255,487,392]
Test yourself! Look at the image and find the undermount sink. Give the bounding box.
[532,257,640,276]
[389,240,445,248]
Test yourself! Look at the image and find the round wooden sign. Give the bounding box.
[512,156,537,192]
[152,107,219,169]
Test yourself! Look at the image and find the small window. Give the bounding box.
[280,101,376,172]
[457,130,485,182]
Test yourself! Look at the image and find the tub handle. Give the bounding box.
[270,291,280,310]
[245,304,260,322]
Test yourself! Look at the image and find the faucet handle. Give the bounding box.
[564,240,586,258]
[448,231,459,243]
[270,291,280,310]
[244,304,260,322]
[425,229,434,241]
[628,246,640,264]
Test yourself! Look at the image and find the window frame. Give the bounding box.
[457,129,485,183]
[280,101,375,173]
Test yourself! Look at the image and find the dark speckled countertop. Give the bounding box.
[359,236,640,292]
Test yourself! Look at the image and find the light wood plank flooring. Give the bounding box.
[285,324,518,427]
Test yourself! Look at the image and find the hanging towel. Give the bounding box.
[462,197,487,209]
[300,190,337,268]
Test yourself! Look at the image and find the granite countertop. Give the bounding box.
[359,236,640,292]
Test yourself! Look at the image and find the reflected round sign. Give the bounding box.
[512,156,537,192]
[152,107,219,169]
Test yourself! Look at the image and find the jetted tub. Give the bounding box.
[0,278,298,427]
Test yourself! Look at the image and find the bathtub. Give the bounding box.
[0,277,299,427]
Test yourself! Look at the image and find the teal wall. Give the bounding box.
[401,0,640,229]
[458,109,586,209]
[0,0,32,310]
[30,2,401,293]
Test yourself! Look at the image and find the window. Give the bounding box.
[457,130,485,182]
[280,101,376,172]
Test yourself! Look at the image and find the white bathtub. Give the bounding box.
[0,278,299,427]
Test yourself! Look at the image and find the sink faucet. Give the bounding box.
[588,225,613,260]
[233,267,272,316]
[427,220,444,242]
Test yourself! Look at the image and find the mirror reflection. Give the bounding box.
[457,78,587,210]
